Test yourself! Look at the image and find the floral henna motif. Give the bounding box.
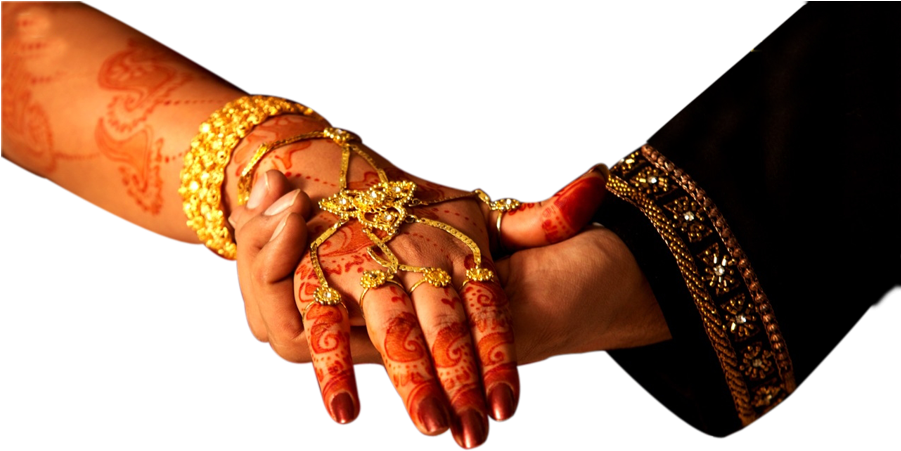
[504,202,537,217]
[305,303,358,423]
[98,39,191,133]
[477,330,515,367]
[464,282,511,333]
[316,224,375,277]
[231,115,325,176]
[384,312,427,362]
[431,321,469,371]
[94,122,164,213]
[1,10,73,174]
[461,281,518,422]
[95,39,191,214]
[540,174,606,243]
[381,310,447,433]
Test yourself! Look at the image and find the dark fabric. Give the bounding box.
[599,3,901,442]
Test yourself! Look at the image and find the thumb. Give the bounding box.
[499,164,608,251]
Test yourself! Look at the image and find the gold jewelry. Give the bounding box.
[301,295,348,321]
[179,95,326,259]
[239,125,518,311]
[496,210,506,253]
[238,131,325,205]
[359,270,405,314]
[408,268,452,293]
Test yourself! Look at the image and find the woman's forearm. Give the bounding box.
[2,3,251,241]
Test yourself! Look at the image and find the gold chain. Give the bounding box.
[239,126,514,312]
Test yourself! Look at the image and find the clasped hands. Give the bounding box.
[226,127,668,448]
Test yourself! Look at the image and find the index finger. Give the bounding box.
[296,254,359,424]
[300,299,359,423]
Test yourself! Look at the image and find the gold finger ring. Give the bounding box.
[408,267,452,294]
[359,270,405,317]
[301,286,346,320]
[496,211,506,253]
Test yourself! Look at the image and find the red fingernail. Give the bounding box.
[330,392,356,424]
[418,396,450,435]
[488,384,517,421]
[588,163,610,180]
[453,409,488,449]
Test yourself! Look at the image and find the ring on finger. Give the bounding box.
[358,270,405,318]
[496,210,506,253]
[408,267,452,294]
[301,286,347,320]
[458,267,497,293]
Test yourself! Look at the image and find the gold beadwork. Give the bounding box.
[180,95,326,259]
[360,270,390,289]
[240,126,514,312]
[409,268,452,293]
[606,144,796,426]
[474,189,521,212]
[359,279,405,316]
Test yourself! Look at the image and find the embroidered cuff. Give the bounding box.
[606,145,796,426]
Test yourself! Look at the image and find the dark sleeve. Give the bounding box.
[595,3,901,436]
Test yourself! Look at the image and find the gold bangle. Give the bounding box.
[179,95,326,259]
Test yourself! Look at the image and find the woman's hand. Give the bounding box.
[230,153,606,448]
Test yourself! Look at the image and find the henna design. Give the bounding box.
[306,303,358,422]
[1,10,75,174]
[231,115,324,175]
[347,170,381,190]
[405,379,447,431]
[94,121,164,213]
[383,312,427,362]
[431,321,469,370]
[477,330,515,366]
[98,40,191,133]
[316,225,374,277]
[95,39,192,214]
[450,385,486,413]
[505,202,537,217]
[540,175,605,243]
[439,291,464,309]
[308,305,346,353]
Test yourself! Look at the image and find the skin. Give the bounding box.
[236,173,672,365]
[231,170,669,447]
[2,3,664,448]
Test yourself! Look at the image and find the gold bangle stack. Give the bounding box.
[179,95,326,259]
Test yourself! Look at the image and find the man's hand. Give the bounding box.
[497,226,671,365]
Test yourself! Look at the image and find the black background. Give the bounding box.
[2,2,804,449]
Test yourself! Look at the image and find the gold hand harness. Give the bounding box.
[238,127,519,313]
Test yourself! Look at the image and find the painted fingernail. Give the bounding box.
[246,173,270,210]
[330,392,356,424]
[460,409,488,449]
[488,384,516,421]
[588,163,609,180]
[269,214,290,242]
[418,396,450,435]
[264,190,300,216]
